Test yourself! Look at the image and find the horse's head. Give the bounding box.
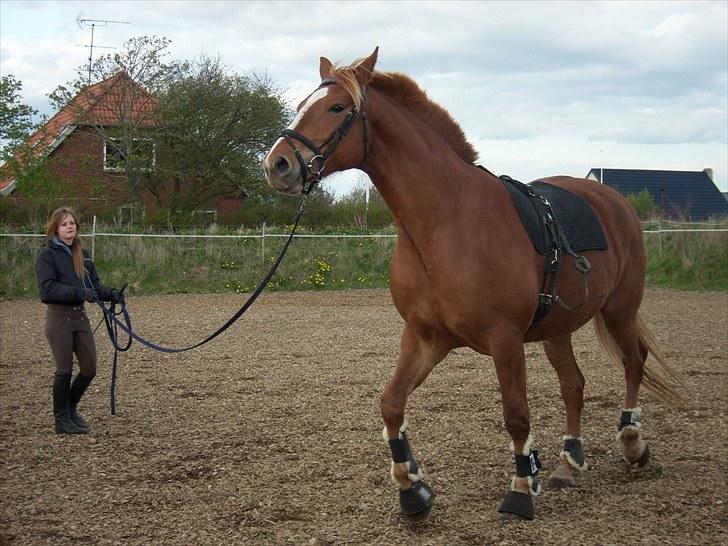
[263,48,379,195]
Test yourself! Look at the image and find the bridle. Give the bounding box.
[279,78,370,194]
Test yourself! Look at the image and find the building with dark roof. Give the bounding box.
[586,168,728,220]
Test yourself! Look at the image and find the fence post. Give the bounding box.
[261,222,266,265]
[91,215,97,260]
[658,218,663,255]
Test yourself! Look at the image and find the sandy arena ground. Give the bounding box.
[1,289,726,545]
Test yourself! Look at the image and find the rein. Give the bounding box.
[279,81,369,194]
[96,195,307,414]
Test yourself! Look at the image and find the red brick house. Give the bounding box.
[0,72,244,223]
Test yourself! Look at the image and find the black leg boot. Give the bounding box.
[69,373,93,432]
[53,374,86,434]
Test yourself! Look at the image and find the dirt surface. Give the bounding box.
[1,289,726,545]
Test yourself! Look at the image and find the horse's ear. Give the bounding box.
[319,57,333,80]
[354,47,379,85]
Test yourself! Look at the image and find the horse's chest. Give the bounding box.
[390,236,540,347]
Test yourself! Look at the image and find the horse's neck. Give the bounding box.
[361,92,494,236]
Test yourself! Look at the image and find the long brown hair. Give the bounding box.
[45,207,84,279]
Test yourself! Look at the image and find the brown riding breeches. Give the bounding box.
[44,304,97,377]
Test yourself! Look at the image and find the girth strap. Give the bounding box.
[499,174,596,329]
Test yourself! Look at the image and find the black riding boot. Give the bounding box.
[69,373,93,432]
[53,374,87,434]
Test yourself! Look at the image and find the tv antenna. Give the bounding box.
[76,17,131,85]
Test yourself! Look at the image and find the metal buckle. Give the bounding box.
[551,248,559,265]
[307,154,325,177]
[539,293,553,304]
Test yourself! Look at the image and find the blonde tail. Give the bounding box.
[594,312,686,406]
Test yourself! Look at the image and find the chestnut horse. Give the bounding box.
[263,48,683,521]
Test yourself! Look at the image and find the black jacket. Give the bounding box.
[36,238,113,305]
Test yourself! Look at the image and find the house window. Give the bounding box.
[191,209,218,226]
[104,138,156,172]
[116,203,144,226]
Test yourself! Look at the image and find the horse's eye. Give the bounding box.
[329,104,345,113]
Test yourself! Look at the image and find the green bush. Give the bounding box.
[644,229,728,291]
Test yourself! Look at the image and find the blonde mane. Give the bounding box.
[330,65,478,164]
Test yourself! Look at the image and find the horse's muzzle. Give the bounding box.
[262,149,305,195]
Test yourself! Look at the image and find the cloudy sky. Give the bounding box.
[1,0,726,196]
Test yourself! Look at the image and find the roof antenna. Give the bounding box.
[76,16,131,85]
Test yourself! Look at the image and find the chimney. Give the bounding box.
[703,168,714,181]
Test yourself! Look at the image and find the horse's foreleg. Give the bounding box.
[380,325,448,521]
[542,335,589,488]
[491,336,541,520]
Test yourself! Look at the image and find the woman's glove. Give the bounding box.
[78,288,99,303]
[110,288,125,305]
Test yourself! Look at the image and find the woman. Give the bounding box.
[36,207,124,434]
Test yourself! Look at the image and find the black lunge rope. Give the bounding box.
[97,196,307,414]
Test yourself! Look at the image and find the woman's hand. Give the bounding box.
[78,288,99,303]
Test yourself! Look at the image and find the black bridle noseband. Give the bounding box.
[279,79,369,194]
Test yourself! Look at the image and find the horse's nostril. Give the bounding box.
[274,157,290,175]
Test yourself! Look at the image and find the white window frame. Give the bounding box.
[103,137,156,173]
[191,209,218,225]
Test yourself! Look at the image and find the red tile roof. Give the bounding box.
[0,71,158,194]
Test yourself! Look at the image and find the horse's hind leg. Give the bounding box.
[542,334,589,488]
[594,310,651,467]
[380,324,449,521]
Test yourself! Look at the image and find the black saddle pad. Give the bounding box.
[503,179,608,255]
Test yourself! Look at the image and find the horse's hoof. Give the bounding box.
[500,511,530,522]
[548,473,577,489]
[631,443,650,468]
[399,480,434,522]
[402,504,433,523]
[498,491,534,521]
[548,460,579,489]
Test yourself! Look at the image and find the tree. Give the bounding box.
[331,179,392,228]
[0,75,73,225]
[0,74,38,160]
[48,36,186,208]
[626,189,659,220]
[47,38,299,224]
[149,55,291,218]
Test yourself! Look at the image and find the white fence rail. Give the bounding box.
[2,227,726,240]
[2,222,726,267]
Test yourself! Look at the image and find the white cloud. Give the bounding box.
[1,0,726,194]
